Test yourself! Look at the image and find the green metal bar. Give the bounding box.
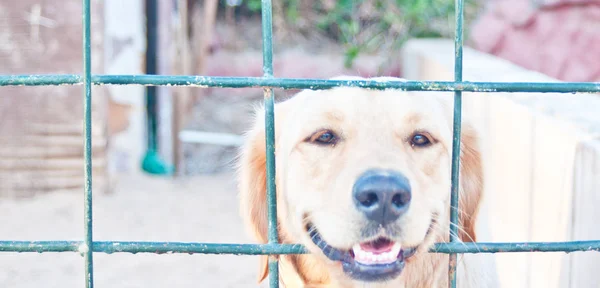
[261,0,279,287]
[261,1,274,77]
[140,0,172,176]
[0,75,81,85]
[433,241,600,253]
[1,74,600,93]
[0,241,80,253]
[1,240,599,254]
[0,242,304,254]
[448,0,464,286]
[82,0,94,287]
[261,2,277,246]
[145,0,158,152]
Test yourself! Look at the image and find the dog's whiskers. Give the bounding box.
[289,243,304,253]
[426,221,471,268]
[448,221,481,252]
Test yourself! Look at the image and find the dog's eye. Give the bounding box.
[309,130,337,145]
[411,133,431,147]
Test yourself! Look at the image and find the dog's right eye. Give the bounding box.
[308,130,338,145]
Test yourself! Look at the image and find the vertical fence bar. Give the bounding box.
[82,0,94,287]
[145,0,158,153]
[448,0,464,287]
[261,0,279,287]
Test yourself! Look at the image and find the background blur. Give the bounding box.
[0,0,599,287]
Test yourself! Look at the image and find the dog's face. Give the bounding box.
[238,77,482,286]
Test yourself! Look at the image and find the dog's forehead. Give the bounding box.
[293,87,447,121]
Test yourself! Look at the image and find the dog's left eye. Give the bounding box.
[411,133,431,147]
[309,130,337,145]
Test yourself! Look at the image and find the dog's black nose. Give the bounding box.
[352,169,411,226]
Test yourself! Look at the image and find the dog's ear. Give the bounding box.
[237,98,296,283]
[458,123,484,243]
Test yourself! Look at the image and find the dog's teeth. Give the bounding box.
[352,242,402,265]
[391,242,402,256]
[379,252,393,264]
[356,250,365,261]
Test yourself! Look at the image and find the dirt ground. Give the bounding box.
[0,173,268,288]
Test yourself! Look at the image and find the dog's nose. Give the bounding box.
[352,169,412,226]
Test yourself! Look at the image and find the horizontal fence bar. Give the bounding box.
[432,240,600,254]
[0,241,305,255]
[1,240,599,254]
[0,75,81,86]
[0,241,80,253]
[1,74,600,93]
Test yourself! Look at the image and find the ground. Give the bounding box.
[0,11,398,287]
[0,173,267,288]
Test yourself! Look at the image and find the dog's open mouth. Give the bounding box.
[351,238,413,265]
[306,223,418,282]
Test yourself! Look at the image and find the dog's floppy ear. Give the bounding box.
[458,123,484,243]
[237,98,296,283]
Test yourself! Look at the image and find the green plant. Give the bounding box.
[240,0,480,68]
[246,0,262,11]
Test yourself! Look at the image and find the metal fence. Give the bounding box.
[0,0,599,287]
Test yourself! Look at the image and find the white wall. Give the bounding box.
[104,0,176,177]
[156,0,175,168]
[104,0,146,176]
[402,38,600,288]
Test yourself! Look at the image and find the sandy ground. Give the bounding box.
[0,173,268,288]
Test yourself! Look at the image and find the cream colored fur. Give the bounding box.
[237,76,499,288]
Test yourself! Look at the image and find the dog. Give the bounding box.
[237,76,499,287]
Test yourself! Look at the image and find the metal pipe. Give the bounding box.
[2,75,599,94]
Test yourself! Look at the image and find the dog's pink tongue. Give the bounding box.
[359,238,395,254]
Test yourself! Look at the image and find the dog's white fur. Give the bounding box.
[237,76,499,288]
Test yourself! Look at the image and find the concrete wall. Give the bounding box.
[402,38,600,288]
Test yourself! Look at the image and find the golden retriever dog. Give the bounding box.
[237,76,498,287]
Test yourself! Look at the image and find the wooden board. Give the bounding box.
[0,0,108,197]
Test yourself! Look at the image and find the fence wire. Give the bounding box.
[0,0,599,287]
